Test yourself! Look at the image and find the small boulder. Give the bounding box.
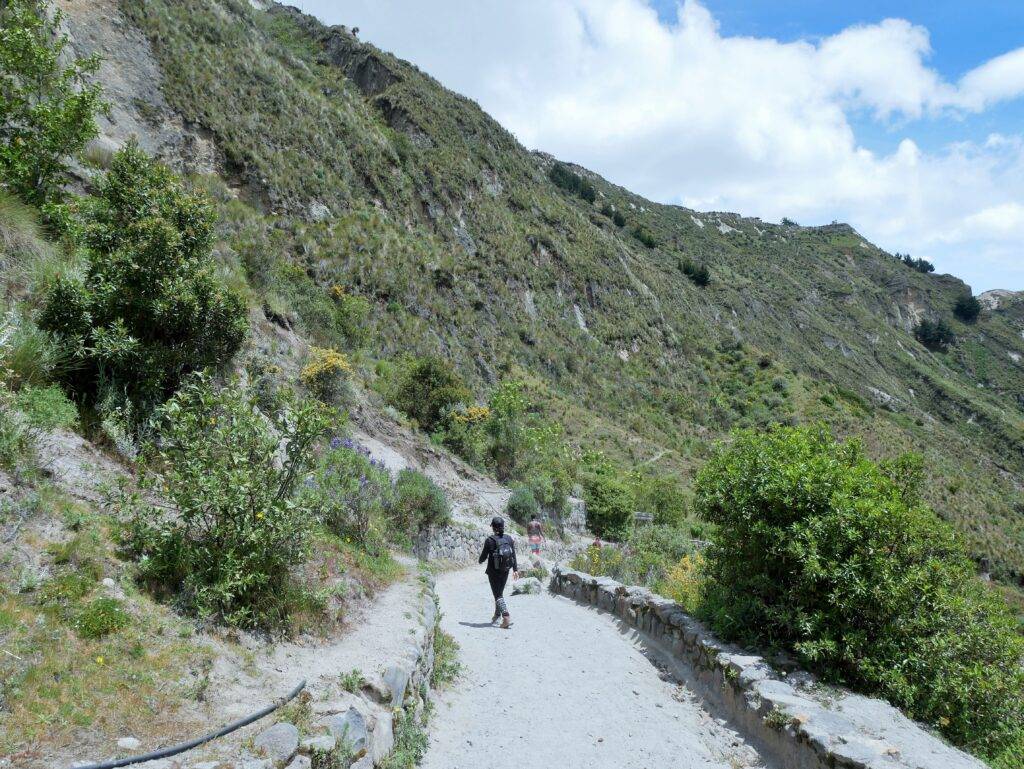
[512,577,542,595]
[369,711,394,763]
[116,736,141,751]
[299,734,336,755]
[253,722,299,766]
[284,756,311,769]
[320,707,367,754]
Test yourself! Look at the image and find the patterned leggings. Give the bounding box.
[488,569,510,616]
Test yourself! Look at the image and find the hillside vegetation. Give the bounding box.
[112,0,1024,581]
[2,0,1023,765]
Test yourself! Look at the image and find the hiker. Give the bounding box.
[479,516,519,629]
[527,514,544,557]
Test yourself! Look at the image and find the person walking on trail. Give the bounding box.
[527,514,544,557]
[479,516,519,629]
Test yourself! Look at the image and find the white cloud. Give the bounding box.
[294,0,1024,291]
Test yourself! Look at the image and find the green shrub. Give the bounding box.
[0,0,103,205]
[505,485,538,525]
[75,597,129,639]
[0,320,77,389]
[14,384,77,430]
[632,225,656,248]
[122,377,330,629]
[631,472,688,527]
[393,469,450,533]
[385,355,469,433]
[302,438,395,555]
[580,452,634,539]
[914,318,955,351]
[328,285,371,348]
[548,162,596,203]
[694,424,1024,759]
[681,259,710,287]
[612,209,626,227]
[0,396,31,473]
[38,143,247,420]
[300,346,352,406]
[483,380,565,490]
[954,294,982,323]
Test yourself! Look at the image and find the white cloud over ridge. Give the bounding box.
[296,0,1024,291]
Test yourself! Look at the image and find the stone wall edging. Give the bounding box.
[414,520,583,566]
[549,565,986,769]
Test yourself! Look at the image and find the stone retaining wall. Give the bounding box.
[550,565,986,769]
[246,574,441,769]
[414,520,583,566]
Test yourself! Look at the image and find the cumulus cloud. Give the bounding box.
[294,0,1024,290]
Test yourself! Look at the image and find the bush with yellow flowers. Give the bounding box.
[301,346,352,405]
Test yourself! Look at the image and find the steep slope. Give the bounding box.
[63,0,1023,582]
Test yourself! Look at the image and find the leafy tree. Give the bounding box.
[953,293,981,323]
[387,354,470,433]
[695,425,1024,758]
[506,485,539,525]
[38,143,247,417]
[393,469,450,532]
[914,317,955,351]
[0,0,104,205]
[580,451,634,538]
[122,378,331,628]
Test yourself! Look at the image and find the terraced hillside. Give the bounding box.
[86,0,1022,583]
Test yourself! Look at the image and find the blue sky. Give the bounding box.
[675,1,1024,155]
[297,1,1024,291]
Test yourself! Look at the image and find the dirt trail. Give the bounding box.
[424,567,768,769]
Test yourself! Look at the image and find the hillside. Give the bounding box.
[63,0,1023,584]
[1,0,1022,765]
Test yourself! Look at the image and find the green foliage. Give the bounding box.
[122,377,331,628]
[898,252,935,274]
[548,162,595,203]
[14,384,77,430]
[431,626,461,688]
[0,0,103,205]
[38,144,248,419]
[385,355,470,433]
[505,485,539,525]
[954,293,982,323]
[393,469,450,533]
[631,472,688,527]
[570,523,695,588]
[339,668,364,693]
[74,597,129,639]
[0,319,77,389]
[632,225,657,248]
[694,425,1024,759]
[120,0,1024,597]
[915,318,955,351]
[300,347,352,406]
[680,258,710,287]
[579,452,634,539]
[301,438,395,555]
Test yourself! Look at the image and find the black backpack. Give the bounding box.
[490,534,515,571]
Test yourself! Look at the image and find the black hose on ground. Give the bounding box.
[70,679,307,769]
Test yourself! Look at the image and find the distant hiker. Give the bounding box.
[592,535,602,549]
[479,516,519,629]
[527,514,544,556]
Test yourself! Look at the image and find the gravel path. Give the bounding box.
[424,567,768,769]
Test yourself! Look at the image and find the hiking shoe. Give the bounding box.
[500,615,512,629]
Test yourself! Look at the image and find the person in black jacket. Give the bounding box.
[479,516,519,629]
